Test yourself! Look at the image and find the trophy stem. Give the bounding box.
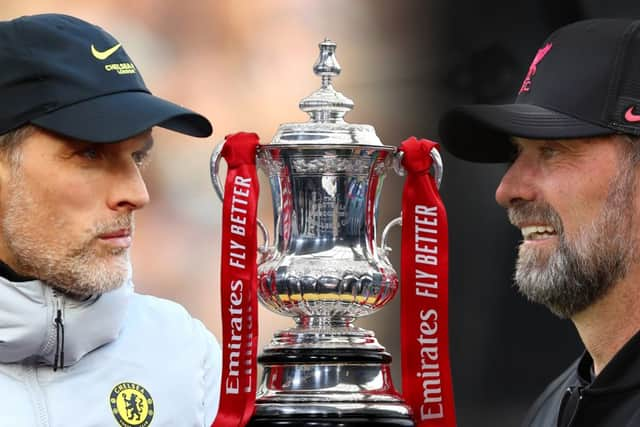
[266,321,386,351]
[295,315,353,328]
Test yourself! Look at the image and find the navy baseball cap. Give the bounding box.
[0,13,212,142]
[439,19,640,162]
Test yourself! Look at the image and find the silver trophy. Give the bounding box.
[212,40,441,426]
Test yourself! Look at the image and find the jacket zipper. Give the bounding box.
[565,386,584,427]
[20,290,65,426]
[52,290,65,371]
[24,365,50,427]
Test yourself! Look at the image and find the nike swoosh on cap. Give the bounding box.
[625,106,640,123]
[90,43,122,60]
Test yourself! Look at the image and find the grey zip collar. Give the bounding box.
[0,276,132,367]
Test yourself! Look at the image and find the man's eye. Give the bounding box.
[80,148,100,160]
[133,151,149,166]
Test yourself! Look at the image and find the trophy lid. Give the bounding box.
[271,39,384,147]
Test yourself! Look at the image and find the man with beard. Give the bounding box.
[439,19,640,427]
[0,14,220,426]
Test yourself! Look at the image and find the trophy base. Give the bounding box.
[247,415,414,426]
[251,347,415,427]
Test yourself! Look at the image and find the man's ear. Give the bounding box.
[0,125,38,187]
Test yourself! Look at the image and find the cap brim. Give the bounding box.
[31,91,213,143]
[438,103,613,163]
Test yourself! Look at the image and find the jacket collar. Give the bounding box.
[0,273,132,367]
[580,328,640,393]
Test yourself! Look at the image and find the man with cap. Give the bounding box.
[440,19,640,427]
[0,13,220,426]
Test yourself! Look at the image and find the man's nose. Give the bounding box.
[495,155,537,208]
[107,161,150,212]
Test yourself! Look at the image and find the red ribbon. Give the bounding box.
[399,137,456,426]
[211,132,260,427]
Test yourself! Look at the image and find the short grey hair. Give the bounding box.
[0,125,36,166]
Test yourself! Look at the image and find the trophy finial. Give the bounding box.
[314,39,341,88]
[300,39,354,123]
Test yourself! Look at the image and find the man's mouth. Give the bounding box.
[98,228,132,248]
[520,225,557,241]
[99,228,130,238]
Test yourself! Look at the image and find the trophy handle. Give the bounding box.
[392,146,443,188]
[380,216,402,257]
[210,142,272,260]
[382,146,443,256]
[210,141,227,202]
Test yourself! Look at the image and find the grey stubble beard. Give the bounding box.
[509,163,637,319]
[1,168,133,297]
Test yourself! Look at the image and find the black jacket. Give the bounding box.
[522,331,640,427]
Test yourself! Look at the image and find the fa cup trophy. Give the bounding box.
[211,40,455,427]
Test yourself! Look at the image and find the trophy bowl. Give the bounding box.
[256,144,397,321]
